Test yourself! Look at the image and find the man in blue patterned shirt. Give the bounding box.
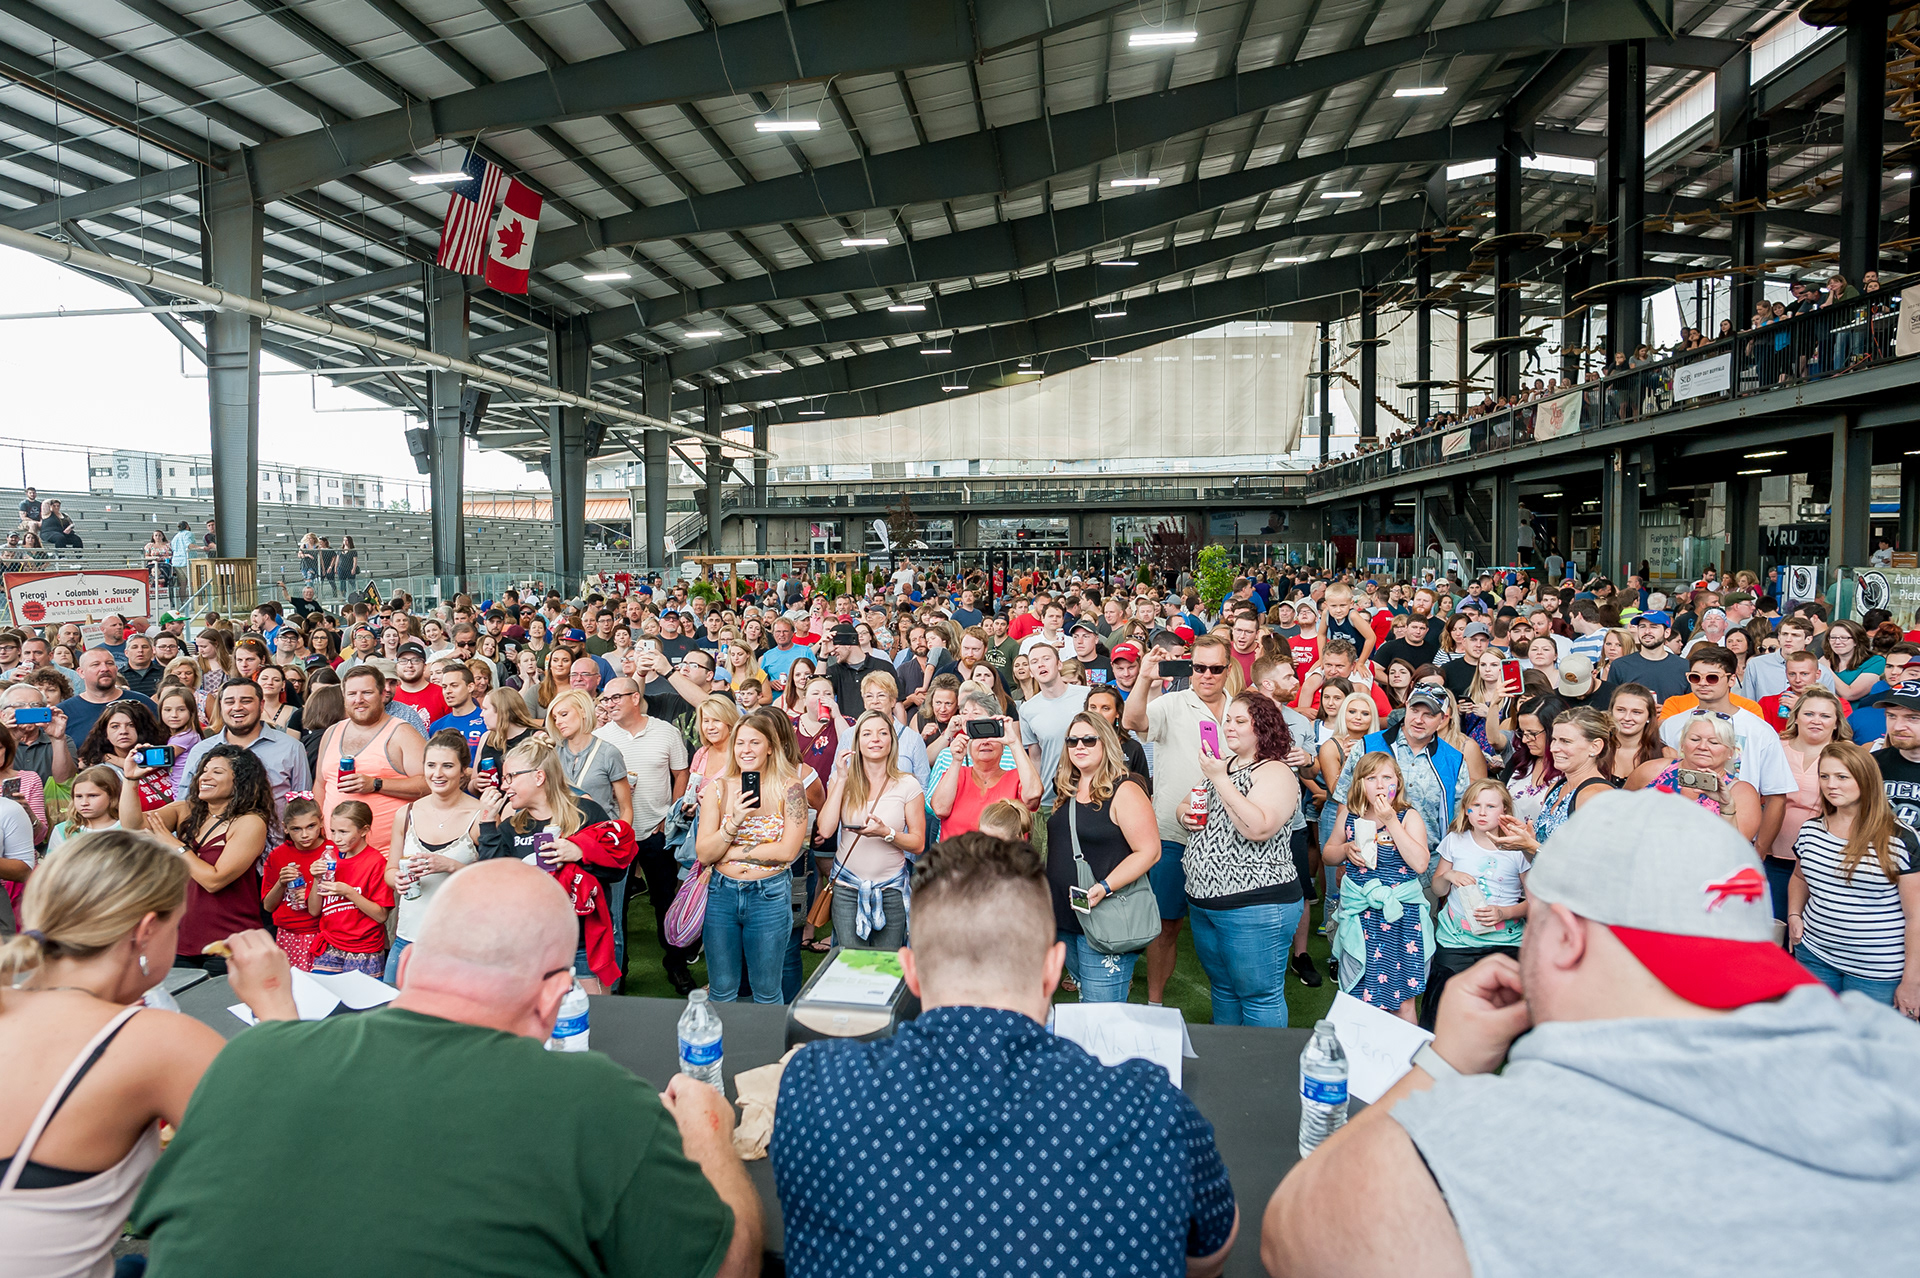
[772,831,1239,1277]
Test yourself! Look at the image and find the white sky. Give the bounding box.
[0,244,547,494]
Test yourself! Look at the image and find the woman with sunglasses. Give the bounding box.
[1627,711,1761,840]
[1043,714,1159,1003]
[1499,694,1568,828]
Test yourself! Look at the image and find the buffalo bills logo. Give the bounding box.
[1703,867,1766,911]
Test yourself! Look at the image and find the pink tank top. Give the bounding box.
[319,716,408,849]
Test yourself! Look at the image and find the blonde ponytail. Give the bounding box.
[0,831,187,982]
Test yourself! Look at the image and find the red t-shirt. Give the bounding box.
[262,839,325,933]
[390,682,449,724]
[1230,647,1256,685]
[133,771,172,813]
[1286,634,1321,677]
[315,845,395,954]
[1758,694,1797,735]
[1007,613,1041,642]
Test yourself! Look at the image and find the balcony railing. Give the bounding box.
[1304,274,1915,494]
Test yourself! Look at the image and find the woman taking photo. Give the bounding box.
[1604,683,1664,783]
[695,709,808,1003]
[817,710,927,950]
[1460,650,1520,764]
[543,689,632,827]
[1498,706,1615,849]
[1822,620,1883,704]
[1043,714,1159,1003]
[384,729,483,982]
[121,745,274,974]
[1181,691,1305,1027]
[1772,688,1851,922]
[930,706,1039,839]
[1626,711,1761,842]
[0,731,50,849]
[1789,741,1920,1015]
[1326,752,1431,1021]
[77,701,172,815]
[0,832,296,1277]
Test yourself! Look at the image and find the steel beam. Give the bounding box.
[1317,322,1332,463]
[202,167,261,560]
[642,362,671,570]
[753,412,769,557]
[703,387,725,553]
[1724,472,1761,576]
[1608,41,1647,356]
[1416,242,1432,427]
[1901,457,1920,554]
[0,164,201,232]
[427,268,468,595]
[1598,447,1641,579]
[1831,414,1873,574]
[1494,128,1522,398]
[548,322,591,593]
[1730,138,1767,326]
[1840,1,1886,283]
[1359,290,1378,440]
[277,266,421,313]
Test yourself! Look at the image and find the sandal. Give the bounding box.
[803,939,833,953]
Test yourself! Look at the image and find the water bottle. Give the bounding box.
[546,980,590,1052]
[1297,1019,1350,1157]
[288,873,306,911]
[677,988,725,1090]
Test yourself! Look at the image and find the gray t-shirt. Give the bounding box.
[1019,685,1090,809]
[559,737,628,821]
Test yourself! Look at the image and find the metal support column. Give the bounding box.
[702,385,724,555]
[641,362,671,571]
[1600,447,1642,581]
[1901,456,1920,553]
[1456,306,1470,413]
[201,167,261,560]
[546,320,590,595]
[1493,132,1522,398]
[1831,415,1873,574]
[1731,138,1767,326]
[1489,473,1519,566]
[1412,490,1429,560]
[1358,292,1378,440]
[1725,474,1763,577]
[426,267,467,597]
[753,411,769,556]
[1841,0,1887,283]
[1607,41,1647,356]
[1560,253,1589,383]
[1317,322,1332,461]
[1555,501,1572,574]
[1415,241,1433,427]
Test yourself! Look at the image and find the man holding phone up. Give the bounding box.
[1122,630,1235,1008]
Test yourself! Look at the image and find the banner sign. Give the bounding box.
[4,569,151,629]
[1532,389,1584,441]
[1441,428,1470,458]
[1673,352,1732,401]
[1783,564,1821,612]
[1897,285,1920,358]
[1391,447,1402,467]
[1851,569,1920,622]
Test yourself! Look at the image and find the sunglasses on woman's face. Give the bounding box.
[1064,735,1102,748]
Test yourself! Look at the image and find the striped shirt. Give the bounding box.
[1791,816,1920,981]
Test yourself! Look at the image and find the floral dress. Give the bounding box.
[1337,812,1429,1006]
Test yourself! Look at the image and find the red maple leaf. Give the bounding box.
[495,218,525,260]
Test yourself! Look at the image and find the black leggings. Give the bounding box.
[1419,943,1519,1031]
[626,830,693,980]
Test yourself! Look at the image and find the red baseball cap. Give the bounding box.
[1526,790,1821,1010]
[1109,641,1142,663]
[1170,624,1195,643]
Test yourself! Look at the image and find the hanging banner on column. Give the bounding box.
[1783,564,1821,612]
[1673,352,1732,400]
[1441,428,1470,458]
[1532,389,1585,441]
[4,569,151,630]
[1391,447,1402,467]
[1897,285,1920,357]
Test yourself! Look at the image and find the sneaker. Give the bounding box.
[1317,902,1338,936]
[1291,951,1323,988]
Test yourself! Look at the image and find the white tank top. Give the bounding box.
[395,805,479,942]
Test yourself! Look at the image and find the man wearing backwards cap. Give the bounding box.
[1262,790,1920,1278]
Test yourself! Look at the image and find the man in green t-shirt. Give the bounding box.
[131,859,762,1278]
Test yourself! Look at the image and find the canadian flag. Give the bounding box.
[483,178,542,294]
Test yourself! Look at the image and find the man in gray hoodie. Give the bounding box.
[1262,790,1920,1277]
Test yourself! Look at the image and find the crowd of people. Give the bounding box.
[1,546,1915,1275]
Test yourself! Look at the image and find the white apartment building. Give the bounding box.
[87,449,419,509]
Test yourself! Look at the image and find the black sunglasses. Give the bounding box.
[1064,735,1102,748]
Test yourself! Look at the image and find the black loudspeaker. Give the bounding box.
[461,386,492,436]
[404,425,432,475]
[585,421,608,457]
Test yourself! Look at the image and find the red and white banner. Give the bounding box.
[4,569,151,630]
[1532,388,1585,441]
[483,179,543,294]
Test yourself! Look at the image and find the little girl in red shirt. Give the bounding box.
[262,797,328,970]
[307,800,394,976]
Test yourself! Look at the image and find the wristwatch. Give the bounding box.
[1412,1042,1461,1081]
[1098,878,1112,895]
[372,776,384,793]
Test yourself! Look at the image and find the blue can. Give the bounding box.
[338,755,355,776]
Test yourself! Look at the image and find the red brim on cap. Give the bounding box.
[1611,927,1825,1010]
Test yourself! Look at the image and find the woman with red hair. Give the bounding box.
[1179,690,1306,1026]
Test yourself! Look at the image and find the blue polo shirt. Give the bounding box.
[772,1005,1236,1277]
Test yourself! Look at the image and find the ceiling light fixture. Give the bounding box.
[1320,190,1363,199]
[941,384,966,392]
[1091,354,1119,361]
[1744,449,1787,458]
[1110,177,1160,187]
[841,237,888,246]
[887,303,926,313]
[755,119,820,132]
[1765,240,1784,247]
[409,172,468,185]
[1128,30,1198,46]
[919,346,951,354]
[684,330,722,339]
[1899,171,1914,179]
[1094,308,1127,318]
[1099,259,1139,266]
[1271,255,1309,264]
[1736,468,1770,475]
[581,271,631,282]
[798,408,825,416]
[1393,86,1447,98]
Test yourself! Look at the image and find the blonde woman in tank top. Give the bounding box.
[384,730,482,983]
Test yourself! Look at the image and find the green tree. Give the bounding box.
[1196,544,1234,613]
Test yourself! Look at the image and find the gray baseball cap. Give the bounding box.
[1526,790,1820,1009]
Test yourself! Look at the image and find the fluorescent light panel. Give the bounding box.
[409,172,468,184]
[918,347,951,354]
[1128,31,1198,46]
[887,303,926,312]
[1098,259,1138,266]
[1320,190,1362,199]
[1110,177,1160,187]
[1393,86,1447,97]
[684,330,721,338]
[755,119,820,132]
[581,271,630,281]
[1271,255,1309,264]
[840,237,888,246]
[1094,309,1127,318]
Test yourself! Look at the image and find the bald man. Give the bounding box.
[132,860,763,1278]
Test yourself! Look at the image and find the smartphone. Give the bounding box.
[11,706,50,725]
[0,777,18,799]
[533,831,557,869]
[1499,659,1524,696]
[1068,885,1092,914]
[137,744,175,768]
[1675,768,1722,792]
[741,770,761,805]
[641,638,659,654]
[1198,720,1221,758]
[1160,658,1194,679]
[965,718,1002,739]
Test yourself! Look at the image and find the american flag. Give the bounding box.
[434,152,503,276]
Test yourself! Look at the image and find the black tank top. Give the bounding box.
[1045,776,1145,935]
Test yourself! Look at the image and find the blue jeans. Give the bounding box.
[1188,899,1307,1027]
[704,874,791,1004]
[1795,946,1899,1005]
[1058,930,1139,1002]
[608,873,628,973]
[1148,839,1189,921]
[382,936,410,984]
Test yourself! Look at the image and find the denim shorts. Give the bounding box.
[1147,838,1188,921]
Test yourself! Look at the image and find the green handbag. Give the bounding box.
[1069,798,1159,955]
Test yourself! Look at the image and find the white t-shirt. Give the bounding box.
[594,716,689,836]
[1018,684,1090,809]
[1658,705,1797,797]
[1018,630,1070,659]
[1434,830,1528,947]
[0,797,34,869]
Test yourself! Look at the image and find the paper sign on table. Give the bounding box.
[803,950,903,1007]
[1326,991,1432,1104]
[229,968,398,1025]
[1051,1004,1196,1086]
